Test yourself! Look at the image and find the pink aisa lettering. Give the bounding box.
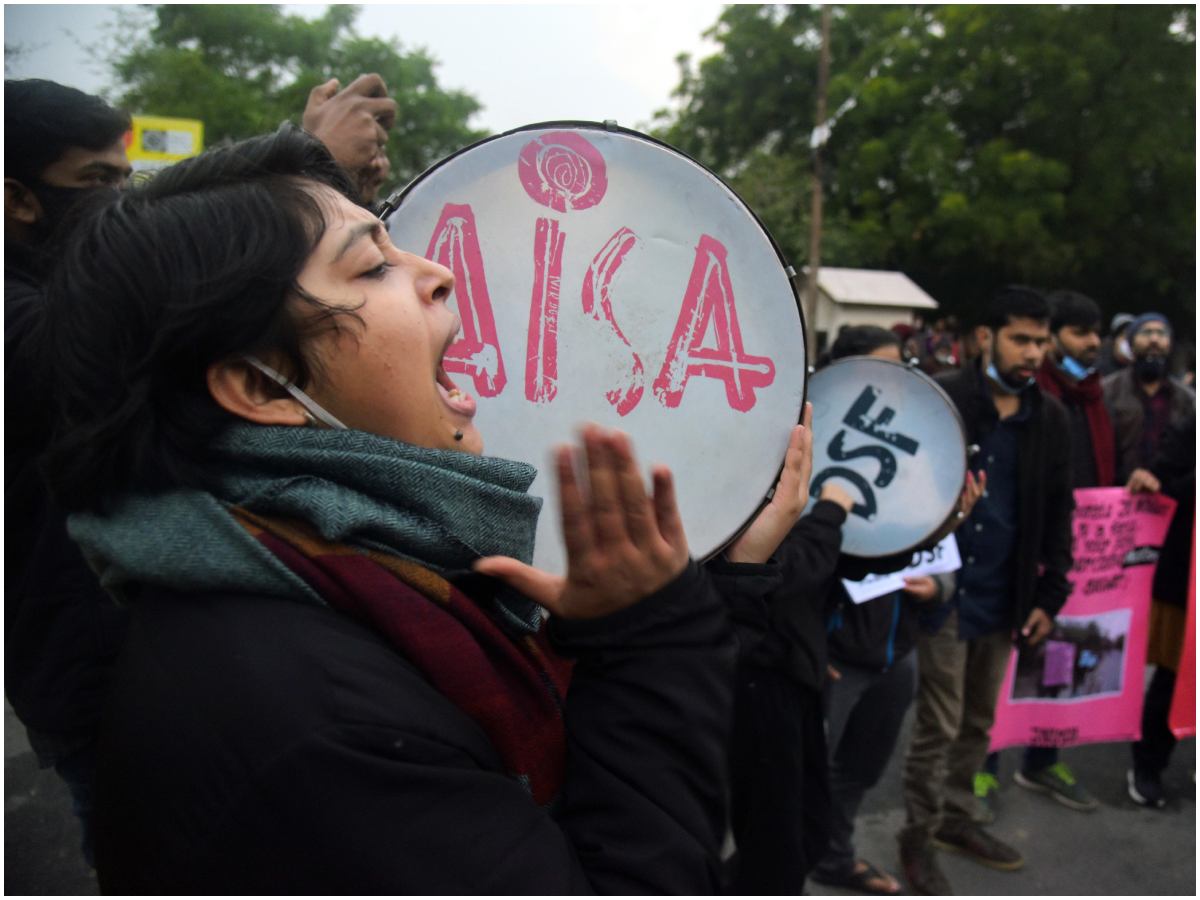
[652,235,776,413]
[423,207,775,414]
[424,204,507,398]
[582,227,644,416]
[526,216,564,405]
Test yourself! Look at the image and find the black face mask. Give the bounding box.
[27,181,109,244]
[1134,354,1168,383]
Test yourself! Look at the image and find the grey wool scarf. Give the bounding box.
[68,424,543,605]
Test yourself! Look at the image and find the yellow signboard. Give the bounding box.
[128,115,204,172]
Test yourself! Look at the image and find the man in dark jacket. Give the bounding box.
[898,286,1074,895]
[5,78,133,865]
[1102,311,1195,487]
[976,290,1117,814]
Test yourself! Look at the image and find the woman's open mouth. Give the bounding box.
[436,362,477,418]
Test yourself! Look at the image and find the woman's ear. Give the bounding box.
[206,358,308,426]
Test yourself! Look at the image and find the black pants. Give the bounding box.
[727,665,831,895]
[815,652,917,879]
[1132,666,1178,776]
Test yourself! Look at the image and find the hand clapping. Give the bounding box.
[475,425,690,619]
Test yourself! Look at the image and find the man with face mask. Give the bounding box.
[5,78,133,867]
[972,291,1116,820]
[898,286,1074,895]
[1102,313,1195,809]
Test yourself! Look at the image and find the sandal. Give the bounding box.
[812,858,902,895]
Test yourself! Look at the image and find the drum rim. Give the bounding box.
[380,120,810,566]
[810,355,969,560]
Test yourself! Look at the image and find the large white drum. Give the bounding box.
[807,357,967,558]
[383,122,807,574]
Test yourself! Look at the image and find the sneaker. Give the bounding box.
[898,833,953,895]
[1015,762,1099,811]
[1127,768,1167,808]
[972,771,999,824]
[932,822,1024,871]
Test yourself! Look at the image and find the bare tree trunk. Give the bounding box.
[804,5,832,362]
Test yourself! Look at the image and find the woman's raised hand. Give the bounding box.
[474,425,690,619]
[725,402,814,564]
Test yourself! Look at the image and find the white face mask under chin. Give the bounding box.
[242,355,349,431]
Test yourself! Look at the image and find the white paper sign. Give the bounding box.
[841,534,962,605]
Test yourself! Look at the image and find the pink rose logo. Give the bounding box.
[518,131,608,213]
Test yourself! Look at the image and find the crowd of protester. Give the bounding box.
[5,75,1195,895]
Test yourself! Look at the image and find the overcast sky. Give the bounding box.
[4,2,726,133]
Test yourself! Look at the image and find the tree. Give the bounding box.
[657,5,1196,336]
[98,5,485,190]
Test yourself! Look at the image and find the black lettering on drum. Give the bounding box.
[842,386,920,456]
[809,386,924,524]
[828,430,899,487]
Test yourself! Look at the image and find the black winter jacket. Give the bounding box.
[5,243,128,744]
[1102,367,1195,483]
[827,569,956,671]
[92,562,736,894]
[710,499,848,689]
[936,363,1074,625]
[1150,412,1196,609]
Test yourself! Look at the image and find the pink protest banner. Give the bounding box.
[1168,528,1195,738]
[990,487,1177,751]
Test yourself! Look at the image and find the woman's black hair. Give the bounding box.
[42,125,363,512]
[830,325,902,361]
[815,324,903,369]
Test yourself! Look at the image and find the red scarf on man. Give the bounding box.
[1036,360,1117,486]
[231,508,573,807]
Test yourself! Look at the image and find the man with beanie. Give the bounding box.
[1102,313,1195,807]
[1104,313,1194,488]
[898,286,1073,895]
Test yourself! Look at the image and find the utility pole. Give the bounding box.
[804,4,832,363]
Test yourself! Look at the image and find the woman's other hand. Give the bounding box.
[902,575,938,602]
[475,425,689,619]
[725,402,814,564]
[957,469,986,522]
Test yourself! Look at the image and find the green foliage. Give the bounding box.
[657,4,1196,332]
[100,5,484,190]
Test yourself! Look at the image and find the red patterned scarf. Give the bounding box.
[1036,361,1117,487]
[231,508,573,806]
